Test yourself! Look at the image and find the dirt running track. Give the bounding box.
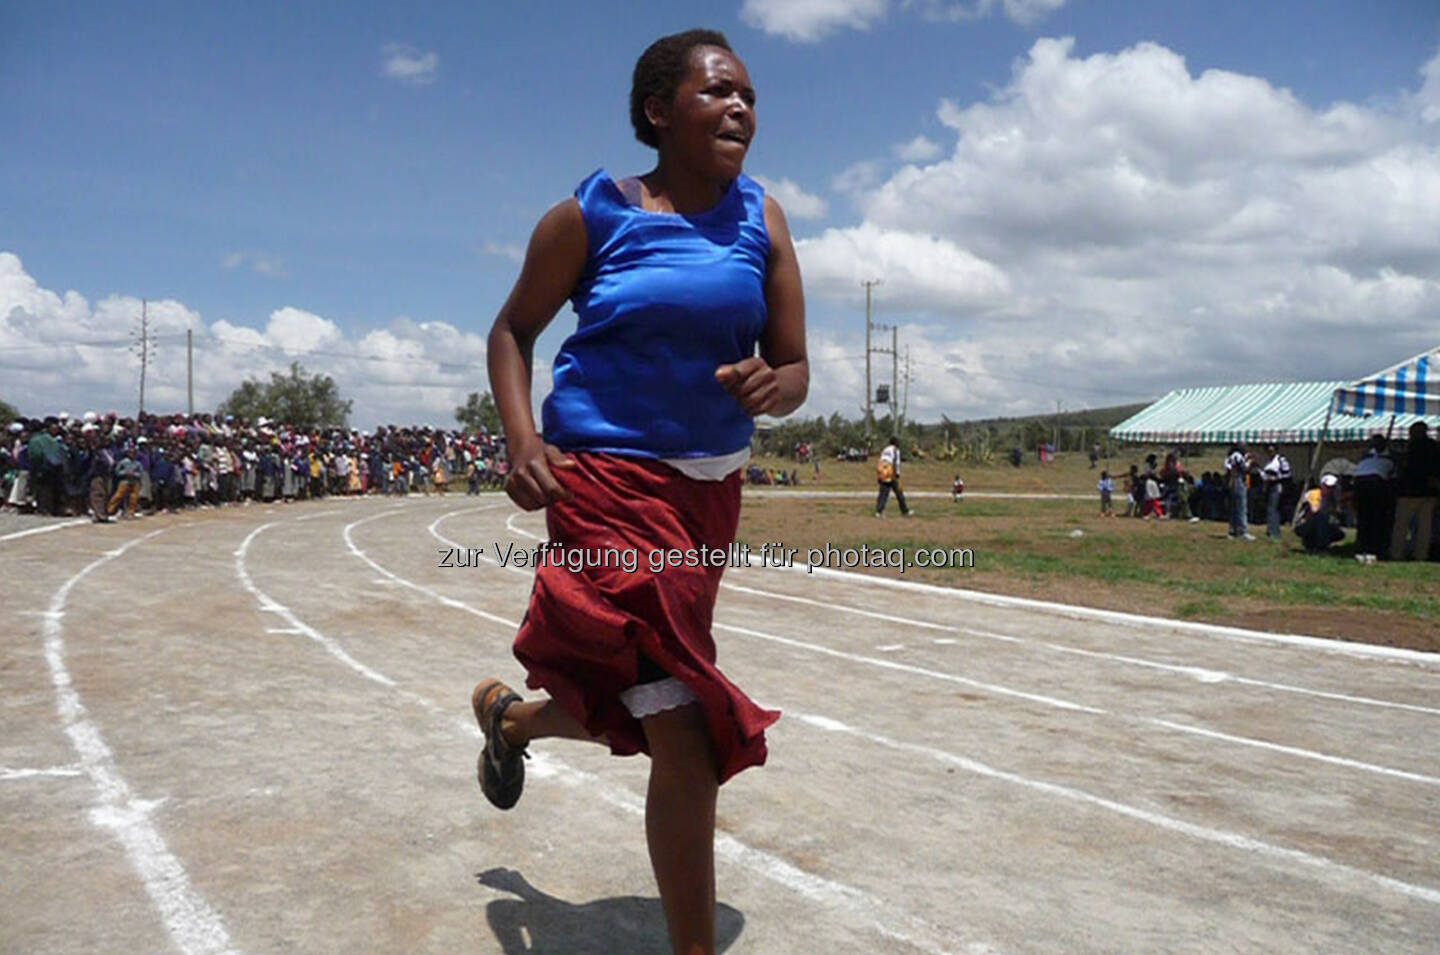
[3,495,1437,954]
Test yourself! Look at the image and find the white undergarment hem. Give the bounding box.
[619,677,699,718]
[660,448,751,481]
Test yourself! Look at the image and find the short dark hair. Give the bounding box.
[630,28,732,149]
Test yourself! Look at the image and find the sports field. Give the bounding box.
[4,494,1438,953]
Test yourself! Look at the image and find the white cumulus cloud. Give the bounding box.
[892,135,942,162]
[752,174,829,219]
[0,252,494,428]
[740,0,888,43]
[222,251,286,277]
[908,0,1067,26]
[797,224,1010,313]
[790,37,1440,419]
[381,43,438,86]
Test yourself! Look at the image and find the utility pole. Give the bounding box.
[1054,399,1061,452]
[862,279,882,435]
[891,326,899,439]
[901,346,912,433]
[132,299,155,416]
[187,328,194,415]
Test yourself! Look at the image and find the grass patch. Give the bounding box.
[1175,598,1224,619]
[735,494,1440,649]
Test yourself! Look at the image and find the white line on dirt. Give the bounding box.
[717,621,1104,714]
[294,509,344,522]
[959,626,1440,717]
[721,615,1440,788]
[786,562,1440,667]
[0,765,83,781]
[343,507,519,630]
[44,529,240,955]
[790,709,1440,906]
[236,525,396,687]
[0,518,90,541]
[1147,720,1440,786]
[497,507,1440,794]
[500,505,1438,668]
[718,578,1440,716]
[248,510,992,955]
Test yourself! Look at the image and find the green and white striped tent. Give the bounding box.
[1109,380,1440,445]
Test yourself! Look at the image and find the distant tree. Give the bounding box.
[455,390,502,434]
[217,362,352,430]
[0,398,18,429]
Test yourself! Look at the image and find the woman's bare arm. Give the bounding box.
[487,197,588,509]
[715,194,808,417]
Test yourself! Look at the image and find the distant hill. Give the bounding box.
[944,402,1151,432]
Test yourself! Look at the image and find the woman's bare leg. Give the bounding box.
[641,704,718,955]
[473,681,605,746]
[504,697,606,745]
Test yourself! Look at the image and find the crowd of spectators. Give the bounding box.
[1113,449,1208,524]
[1109,429,1439,560]
[2,410,510,523]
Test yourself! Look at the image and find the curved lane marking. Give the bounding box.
[44,528,240,955]
[335,505,994,955]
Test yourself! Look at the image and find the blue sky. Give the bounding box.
[3,0,1439,427]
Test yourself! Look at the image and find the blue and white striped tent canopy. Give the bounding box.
[1109,380,1440,445]
[1330,347,1438,418]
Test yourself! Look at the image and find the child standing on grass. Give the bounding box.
[1097,469,1113,516]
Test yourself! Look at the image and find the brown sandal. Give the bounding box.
[472,680,528,810]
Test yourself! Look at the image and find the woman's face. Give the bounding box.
[652,46,756,180]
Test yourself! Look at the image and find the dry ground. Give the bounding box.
[3,495,1439,954]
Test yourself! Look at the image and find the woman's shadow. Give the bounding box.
[476,867,744,954]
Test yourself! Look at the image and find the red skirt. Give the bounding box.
[512,452,778,783]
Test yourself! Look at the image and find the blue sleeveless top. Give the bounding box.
[541,169,770,458]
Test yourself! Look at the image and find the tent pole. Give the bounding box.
[1386,413,1396,440]
[1308,406,1333,484]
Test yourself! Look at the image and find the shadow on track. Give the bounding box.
[477,867,744,953]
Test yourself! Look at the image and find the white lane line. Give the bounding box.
[717,622,1104,714]
[1,764,84,780]
[0,518,90,541]
[723,574,1440,717]
[294,509,344,523]
[245,513,989,955]
[343,507,519,630]
[503,511,1440,777]
[236,525,395,687]
[784,561,1440,667]
[477,508,1440,905]
[791,710,1440,906]
[961,626,1440,715]
[496,512,1100,714]
[44,529,240,955]
[433,509,529,579]
[722,617,1440,789]
[1147,720,1440,786]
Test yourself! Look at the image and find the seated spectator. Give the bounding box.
[1294,475,1345,553]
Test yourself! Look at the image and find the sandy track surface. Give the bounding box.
[4,496,1437,954]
